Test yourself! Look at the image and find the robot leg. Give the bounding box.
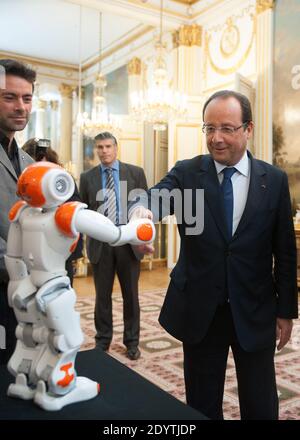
[6,280,48,400]
[33,278,99,410]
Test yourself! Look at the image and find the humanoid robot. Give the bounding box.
[4,161,155,411]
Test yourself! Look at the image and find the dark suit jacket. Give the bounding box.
[79,161,148,264]
[0,144,33,282]
[139,152,298,352]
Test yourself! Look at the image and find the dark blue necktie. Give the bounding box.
[221,167,236,237]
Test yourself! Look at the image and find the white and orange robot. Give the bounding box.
[4,161,155,411]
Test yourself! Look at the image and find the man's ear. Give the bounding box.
[246,121,254,138]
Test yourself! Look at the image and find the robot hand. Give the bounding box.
[128,206,155,255]
[112,218,155,247]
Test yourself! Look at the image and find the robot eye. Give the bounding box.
[55,178,67,193]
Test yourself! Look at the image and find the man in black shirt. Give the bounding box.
[0,59,36,364]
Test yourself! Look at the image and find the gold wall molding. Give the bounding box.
[220,18,240,58]
[206,28,254,75]
[172,24,202,48]
[205,10,255,76]
[206,5,255,33]
[256,0,275,14]
[127,57,142,75]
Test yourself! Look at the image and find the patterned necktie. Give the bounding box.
[221,167,237,237]
[104,168,117,224]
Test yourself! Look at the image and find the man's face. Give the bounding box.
[0,74,33,136]
[204,96,253,166]
[95,138,118,167]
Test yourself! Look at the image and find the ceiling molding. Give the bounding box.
[0,24,154,80]
[65,0,189,26]
[1,0,253,78]
[173,0,199,4]
[82,25,154,71]
[0,50,78,72]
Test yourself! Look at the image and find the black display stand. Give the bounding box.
[0,349,207,420]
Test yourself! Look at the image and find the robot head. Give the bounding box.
[17,162,75,208]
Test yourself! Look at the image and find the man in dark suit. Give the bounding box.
[0,59,35,364]
[129,90,298,419]
[80,132,148,360]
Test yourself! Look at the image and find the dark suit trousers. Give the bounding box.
[183,303,278,420]
[92,244,140,349]
[0,282,17,365]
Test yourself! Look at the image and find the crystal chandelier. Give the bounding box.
[77,11,121,138]
[130,0,187,131]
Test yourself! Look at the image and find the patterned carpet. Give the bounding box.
[76,290,300,420]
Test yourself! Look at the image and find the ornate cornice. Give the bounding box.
[59,83,74,98]
[256,0,275,14]
[173,24,202,48]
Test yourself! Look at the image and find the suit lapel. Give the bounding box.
[0,144,17,181]
[92,165,103,192]
[120,161,135,194]
[233,155,267,239]
[119,161,128,183]
[198,156,229,242]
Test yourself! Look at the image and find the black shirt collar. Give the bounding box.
[0,130,10,153]
[0,130,21,176]
[0,130,18,156]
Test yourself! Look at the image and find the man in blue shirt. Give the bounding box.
[80,132,148,360]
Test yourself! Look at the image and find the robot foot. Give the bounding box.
[34,377,100,411]
[7,373,36,400]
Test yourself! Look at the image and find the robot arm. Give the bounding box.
[55,202,155,246]
[74,209,155,246]
[55,202,155,247]
[74,209,120,243]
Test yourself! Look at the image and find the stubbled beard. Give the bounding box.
[0,114,29,132]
